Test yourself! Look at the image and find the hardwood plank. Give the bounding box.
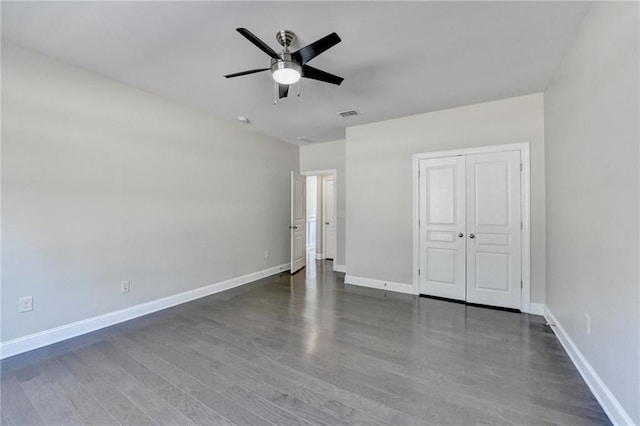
[13,344,121,426]
[39,357,119,426]
[180,279,607,424]
[167,323,387,426]
[0,375,44,426]
[54,350,157,425]
[92,338,246,426]
[170,303,505,422]
[69,344,194,425]
[166,316,426,426]
[117,324,332,425]
[18,367,84,426]
[217,301,605,420]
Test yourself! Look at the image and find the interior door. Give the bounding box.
[418,156,466,300]
[465,151,521,309]
[290,172,306,274]
[322,176,336,260]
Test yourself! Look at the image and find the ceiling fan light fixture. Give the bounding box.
[271,60,301,85]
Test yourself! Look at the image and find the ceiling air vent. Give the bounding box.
[338,109,359,118]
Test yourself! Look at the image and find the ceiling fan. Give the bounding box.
[224,28,344,103]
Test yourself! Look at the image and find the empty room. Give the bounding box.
[1,1,639,425]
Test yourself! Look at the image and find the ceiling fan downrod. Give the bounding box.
[275,30,296,50]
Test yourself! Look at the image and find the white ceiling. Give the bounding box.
[2,1,590,145]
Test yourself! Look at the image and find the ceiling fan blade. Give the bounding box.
[278,84,289,99]
[302,65,344,85]
[224,68,269,78]
[293,32,341,65]
[236,28,280,59]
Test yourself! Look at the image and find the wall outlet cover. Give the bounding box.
[19,296,33,313]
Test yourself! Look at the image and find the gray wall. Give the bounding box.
[345,94,546,303]
[1,43,298,342]
[299,140,346,267]
[544,2,639,422]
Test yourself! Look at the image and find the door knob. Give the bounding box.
[458,233,464,238]
[325,222,330,225]
[289,225,298,230]
[469,234,475,239]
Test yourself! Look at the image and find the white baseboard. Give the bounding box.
[315,252,324,260]
[344,275,415,294]
[333,263,346,273]
[0,263,290,360]
[544,307,633,426]
[527,303,545,315]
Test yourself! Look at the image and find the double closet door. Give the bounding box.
[418,150,522,310]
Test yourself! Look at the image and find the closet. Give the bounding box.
[418,149,523,310]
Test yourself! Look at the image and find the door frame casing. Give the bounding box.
[412,142,531,313]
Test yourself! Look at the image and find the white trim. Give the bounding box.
[333,263,347,273]
[0,263,290,360]
[412,142,531,312]
[527,303,545,316]
[315,252,325,260]
[545,307,633,426]
[344,275,414,294]
[300,169,336,177]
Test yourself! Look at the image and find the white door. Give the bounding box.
[306,176,317,250]
[290,172,306,274]
[418,150,523,310]
[418,156,466,300]
[322,176,336,260]
[466,151,521,309]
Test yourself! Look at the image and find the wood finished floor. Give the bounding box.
[1,259,610,425]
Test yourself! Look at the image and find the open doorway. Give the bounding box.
[303,170,337,271]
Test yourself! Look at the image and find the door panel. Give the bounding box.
[290,172,306,274]
[323,177,336,260]
[419,156,466,300]
[466,151,521,309]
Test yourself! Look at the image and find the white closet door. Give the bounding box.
[465,151,521,309]
[419,156,466,300]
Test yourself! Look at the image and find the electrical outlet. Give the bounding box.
[19,296,33,313]
[121,280,130,294]
[585,313,591,335]
[264,250,270,259]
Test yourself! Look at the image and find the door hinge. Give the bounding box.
[520,280,523,289]
[520,163,523,171]
[520,221,523,230]
[418,170,421,178]
[418,269,421,276]
[419,219,421,227]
